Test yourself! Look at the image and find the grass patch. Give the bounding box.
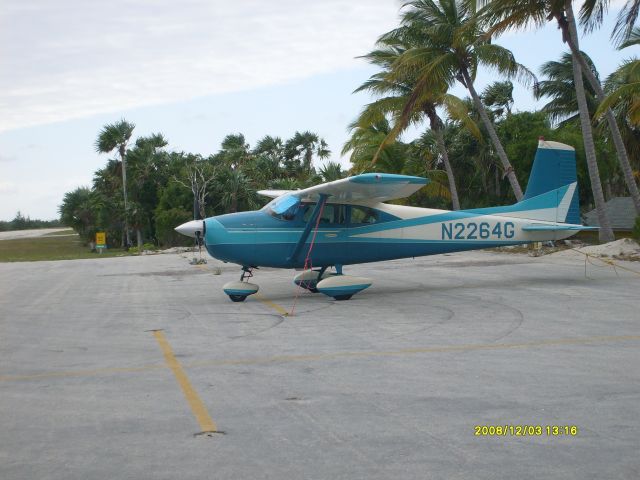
[0,233,130,262]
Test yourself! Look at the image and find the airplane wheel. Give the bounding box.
[229,295,247,302]
[298,282,319,293]
[333,294,353,301]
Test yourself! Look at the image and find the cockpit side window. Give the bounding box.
[350,206,379,225]
[302,203,346,225]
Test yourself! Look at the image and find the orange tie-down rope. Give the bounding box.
[289,201,327,316]
[569,247,640,278]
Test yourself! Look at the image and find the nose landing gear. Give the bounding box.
[223,267,259,302]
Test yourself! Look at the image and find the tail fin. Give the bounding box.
[522,139,580,224]
[467,140,581,224]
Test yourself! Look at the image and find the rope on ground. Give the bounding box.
[569,247,640,279]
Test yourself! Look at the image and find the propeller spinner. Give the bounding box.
[174,220,205,238]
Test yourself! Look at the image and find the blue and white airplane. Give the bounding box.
[176,140,594,302]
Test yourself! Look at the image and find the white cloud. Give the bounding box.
[0,181,17,193]
[0,0,400,132]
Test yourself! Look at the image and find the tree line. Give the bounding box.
[59,127,340,248]
[0,212,62,232]
[60,0,640,247]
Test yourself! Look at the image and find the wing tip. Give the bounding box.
[349,173,428,185]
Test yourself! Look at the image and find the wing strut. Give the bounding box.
[287,194,329,264]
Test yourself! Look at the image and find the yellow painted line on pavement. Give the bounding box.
[184,334,640,369]
[153,330,218,433]
[2,334,640,383]
[254,292,289,316]
[0,364,166,382]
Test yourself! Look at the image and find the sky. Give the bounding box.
[0,0,632,220]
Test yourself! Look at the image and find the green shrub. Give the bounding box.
[128,242,159,254]
[632,216,640,242]
[155,208,193,247]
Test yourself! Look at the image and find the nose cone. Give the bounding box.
[175,220,205,238]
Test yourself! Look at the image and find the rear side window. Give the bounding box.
[350,206,379,225]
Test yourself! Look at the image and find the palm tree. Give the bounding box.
[385,0,535,200]
[127,133,169,249]
[596,29,640,126]
[251,135,286,184]
[285,131,330,173]
[571,5,640,215]
[216,169,259,213]
[600,60,640,127]
[95,119,135,247]
[253,135,285,159]
[59,187,96,243]
[482,80,514,117]
[342,119,453,205]
[352,35,480,210]
[536,53,600,126]
[318,162,346,182]
[219,133,251,170]
[480,0,616,241]
[342,118,409,174]
[579,0,640,45]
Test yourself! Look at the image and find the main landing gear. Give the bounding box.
[223,267,259,302]
[223,265,374,303]
[293,265,373,301]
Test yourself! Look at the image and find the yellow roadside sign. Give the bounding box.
[96,232,106,248]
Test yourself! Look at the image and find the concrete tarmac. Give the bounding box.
[1,250,639,479]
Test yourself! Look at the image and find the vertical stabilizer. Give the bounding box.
[523,140,580,224]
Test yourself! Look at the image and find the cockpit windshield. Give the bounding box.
[263,194,301,221]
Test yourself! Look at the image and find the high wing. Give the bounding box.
[257,173,429,203]
[257,189,294,199]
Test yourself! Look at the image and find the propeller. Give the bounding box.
[175,219,207,264]
[174,219,205,238]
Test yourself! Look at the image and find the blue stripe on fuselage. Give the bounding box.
[206,238,521,268]
[203,190,568,268]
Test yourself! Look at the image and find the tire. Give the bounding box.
[229,295,247,302]
[298,282,319,293]
[333,294,353,301]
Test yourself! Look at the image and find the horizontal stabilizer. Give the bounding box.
[522,224,599,232]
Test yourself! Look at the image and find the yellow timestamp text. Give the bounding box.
[474,425,579,436]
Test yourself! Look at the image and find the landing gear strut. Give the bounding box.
[294,266,329,293]
[223,266,259,302]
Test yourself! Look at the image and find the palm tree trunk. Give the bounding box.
[431,121,460,210]
[461,69,524,200]
[136,229,143,251]
[563,5,640,214]
[563,1,615,242]
[119,144,131,247]
[231,193,238,213]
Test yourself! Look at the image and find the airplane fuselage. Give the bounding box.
[203,195,578,269]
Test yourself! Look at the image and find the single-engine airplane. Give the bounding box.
[176,140,596,302]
